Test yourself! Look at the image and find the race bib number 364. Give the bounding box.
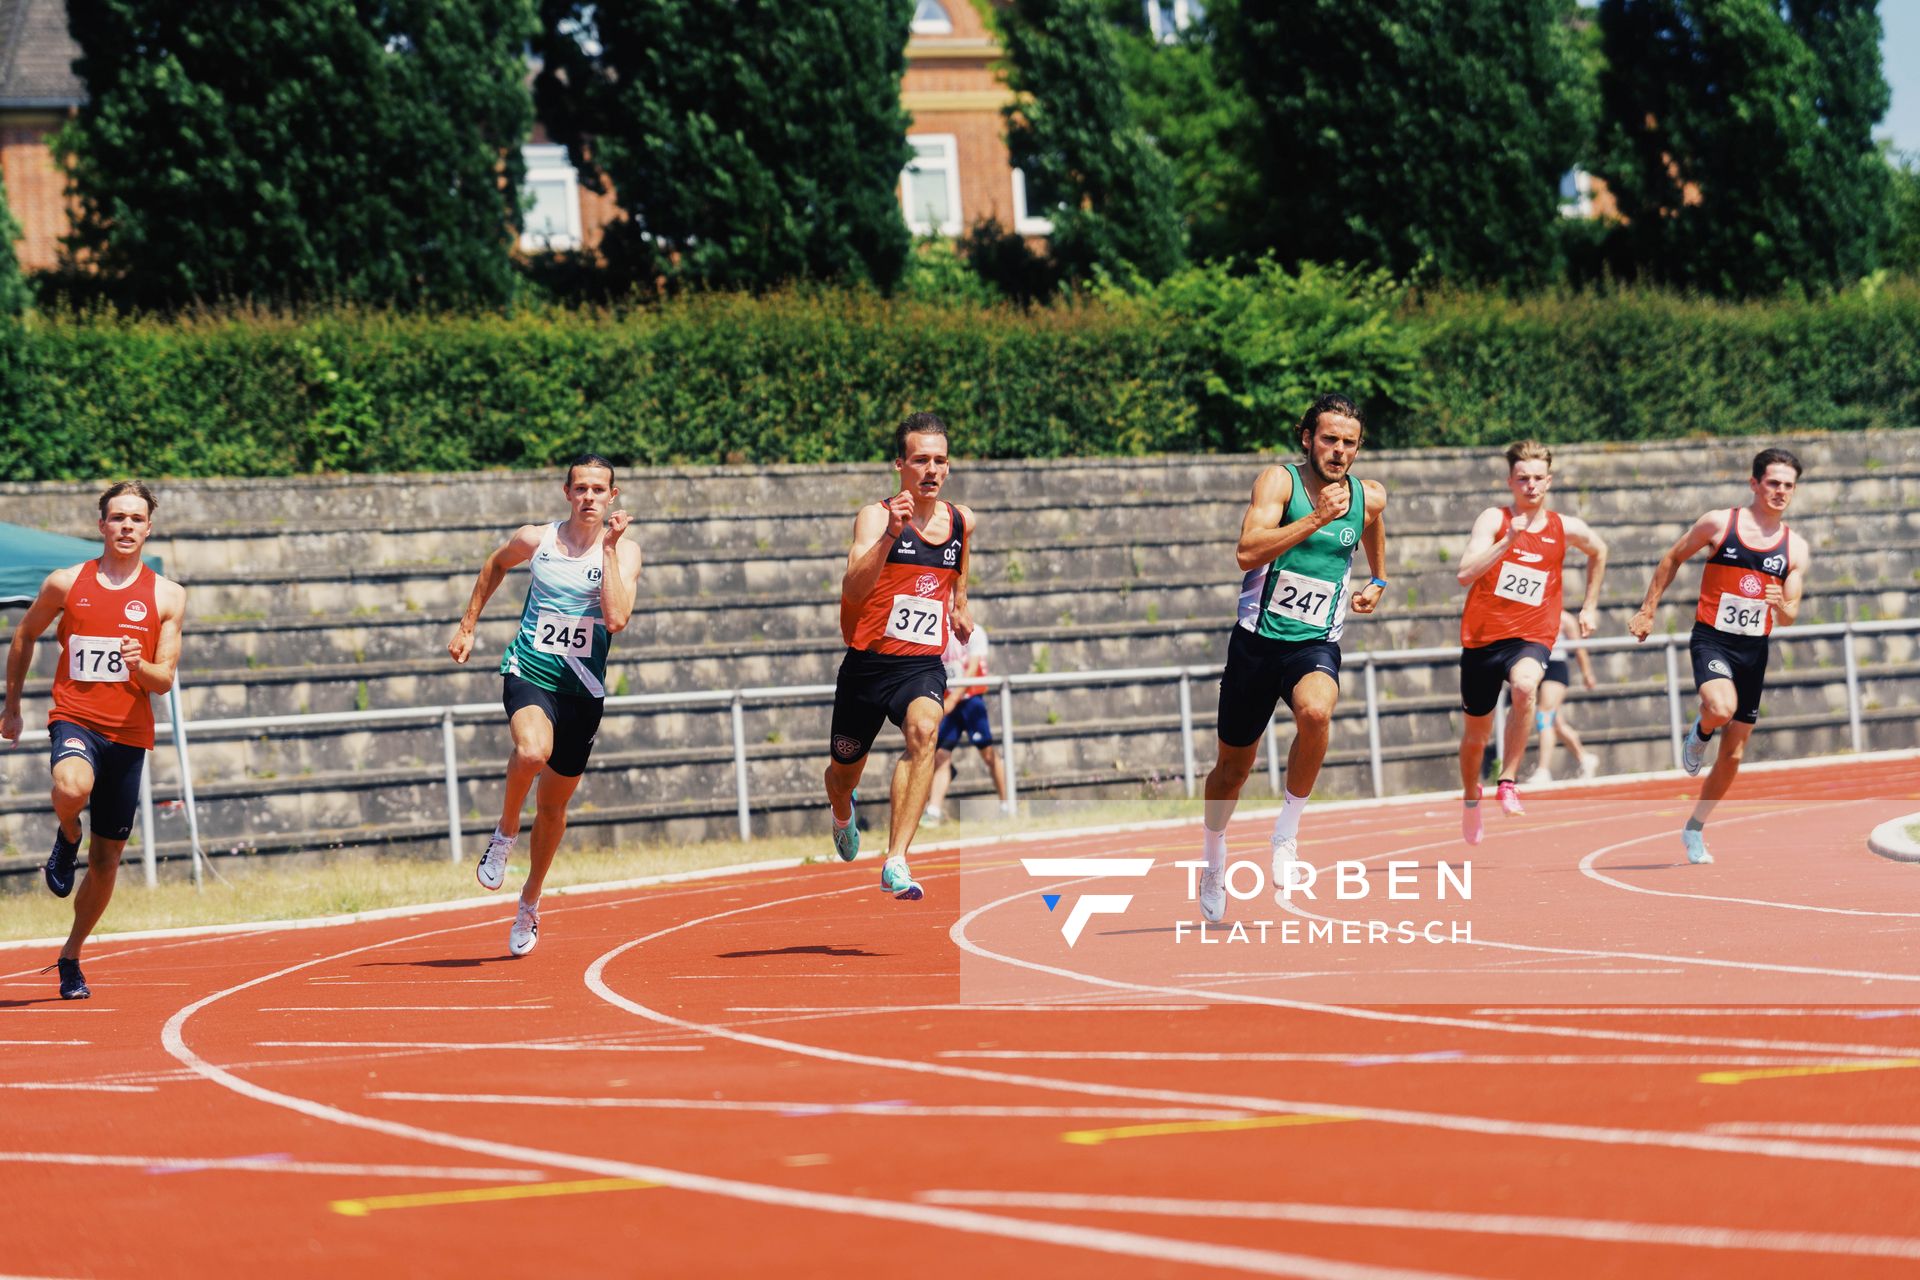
[886,594,944,645]
[1493,561,1550,606]
[533,611,594,657]
[1714,592,1769,637]
[1265,569,1338,629]
[69,635,127,683]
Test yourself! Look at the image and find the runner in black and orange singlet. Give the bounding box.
[1630,448,1810,865]
[1454,441,1608,845]
[2,482,186,1000]
[824,412,976,901]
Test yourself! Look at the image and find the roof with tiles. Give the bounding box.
[0,0,82,110]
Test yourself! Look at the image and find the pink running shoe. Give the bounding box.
[1462,803,1484,846]
[1497,780,1525,817]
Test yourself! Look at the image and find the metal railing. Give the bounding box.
[10,618,1916,886]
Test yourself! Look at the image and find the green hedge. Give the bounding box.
[4,274,1918,480]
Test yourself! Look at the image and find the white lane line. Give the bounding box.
[0,1040,89,1046]
[916,1190,1920,1262]
[724,1005,1210,1014]
[0,1151,546,1180]
[956,869,1920,1060]
[669,973,959,980]
[933,1052,1881,1068]
[585,878,1920,1171]
[259,1006,554,1012]
[369,1092,1257,1121]
[163,911,1492,1280]
[256,1041,703,1053]
[1470,1008,1920,1017]
[306,979,526,985]
[0,1083,156,1093]
[1707,1124,1920,1142]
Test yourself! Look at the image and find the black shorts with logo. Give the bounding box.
[1689,622,1769,725]
[503,674,605,777]
[1459,638,1551,717]
[1216,626,1343,748]
[830,649,947,764]
[48,719,146,843]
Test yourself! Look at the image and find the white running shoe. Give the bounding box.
[476,827,516,891]
[1524,765,1553,785]
[922,808,943,827]
[1270,834,1299,902]
[509,899,540,956]
[1199,866,1226,924]
[1579,752,1602,780]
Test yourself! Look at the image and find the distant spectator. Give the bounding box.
[925,624,1010,823]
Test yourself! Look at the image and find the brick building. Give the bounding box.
[0,0,80,273]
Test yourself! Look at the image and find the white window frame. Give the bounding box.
[910,0,954,35]
[1010,168,1055,237]
[519,144,584,253]
[901,133,963,236]
[1559,167,1595,220]
[1143,0,1202,43]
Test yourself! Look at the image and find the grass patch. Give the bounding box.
[0,795,1222,943]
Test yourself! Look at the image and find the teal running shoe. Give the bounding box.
[832,789,860,862]
[1681,828,1713,865]
[880,856,923,901]
[1680,718,1707,776]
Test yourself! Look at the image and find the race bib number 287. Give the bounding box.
[1493,561,1549,606]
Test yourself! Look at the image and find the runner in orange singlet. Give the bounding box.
[1629,448,1809,865]
[824,412,976,901]
[1454,442,1607,845]
[2,482,186,1000]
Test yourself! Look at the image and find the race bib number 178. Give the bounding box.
[68,635,127,683]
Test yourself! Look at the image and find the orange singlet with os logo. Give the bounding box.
[843,501,968,657]
[1694,508,1789,638]
[1461,509,1566,649]
[50,560,159,749]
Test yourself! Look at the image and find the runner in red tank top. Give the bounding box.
[2,482,186,1000]
[1452,442,1608,845]
[1629,448,1810,866]
[823,412,977,901]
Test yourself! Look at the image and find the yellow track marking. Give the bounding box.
[1699,1059,1920,1086]
[1061,1114,1358,1146]
[331,1177,657,1216]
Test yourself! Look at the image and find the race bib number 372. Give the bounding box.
[885,595,944,645]
[69,635,127,683]
[1714,592,1769,637]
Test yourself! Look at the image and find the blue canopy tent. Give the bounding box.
[0,521,200,886]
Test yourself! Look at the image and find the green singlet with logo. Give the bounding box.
[1236,465,1364,643]
[500,522,611,698]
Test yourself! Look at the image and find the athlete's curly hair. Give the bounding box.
[1294,394,1364,453]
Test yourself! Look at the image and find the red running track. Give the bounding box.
[3,756,1920,1279]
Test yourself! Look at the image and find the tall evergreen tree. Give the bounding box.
[535,0,915,293]
[61,0,535,309]
[0,174,28,317]
[1220,0,1593,286]
[996,0,1185,284]
[1595,0,1891,295]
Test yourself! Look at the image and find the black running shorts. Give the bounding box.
[1689,622,1768,725]
[1459,638,1551,718]
[830,649,947,764]
[1541,657,1572,687]
[502,674,605,777]
[1216,626,1342,749]
[47,719,146,843]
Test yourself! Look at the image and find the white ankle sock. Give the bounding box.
[1273,790,1309,842]
[1202,825,1228,875]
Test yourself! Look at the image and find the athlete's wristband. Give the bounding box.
[1367,577,1388,588]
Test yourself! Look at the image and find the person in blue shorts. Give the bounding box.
[924,624,1010,823]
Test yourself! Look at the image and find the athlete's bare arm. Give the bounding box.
[840,496,913,611]
[1560,514,1609,636]
[1350,479,1389,615]
[598,515,644,635]
[949,503,977,642]
[1564,610,1598,688]
[124,577,186,695]
[1453,506,1517,587]
[1234,466,1350,572]
[1765,529,1811,627]
[1,566,77,744]
[448,524,545,664]
[1628,510,1728,641]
